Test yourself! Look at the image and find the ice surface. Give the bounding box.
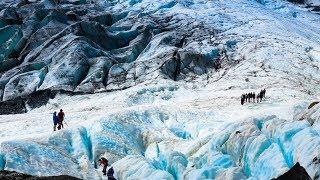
[3,69,46,101]
[0,81,318,179]
[113,155,174,180]
[0,0,320,179]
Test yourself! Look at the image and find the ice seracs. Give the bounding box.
[0,0,320,179]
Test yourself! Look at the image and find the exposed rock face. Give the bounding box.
[287,0,306,4]
[0,170,81,180]
[273,162,312,180]
[0,89,61,114]
[308,101,319,109]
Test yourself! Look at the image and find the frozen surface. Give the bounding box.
[1,0,320,100]
[0,83,319,179]
[0,0,320,179]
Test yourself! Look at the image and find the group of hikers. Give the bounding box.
[50,89,266,178]
[241,89,266,105]
[52,110,116,178]
[52,109,65,131]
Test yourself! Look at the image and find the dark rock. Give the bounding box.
[0,97,26,114]
[287,0,305,4]
[308,101,319,109]
[0,170,82,180]
[312,6,320,12]
[89,13,113,26]
[162,50,181,81]
[273,162,311,180]
[25,89,58,109]
[0,88,90,114]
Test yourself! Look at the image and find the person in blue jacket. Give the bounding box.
[53,112,59,131]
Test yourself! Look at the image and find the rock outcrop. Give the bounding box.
[0,170,81,180]
[273,163,312,180]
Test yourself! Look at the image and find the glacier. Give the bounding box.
[0,85,319,179]
[0,0,320,179]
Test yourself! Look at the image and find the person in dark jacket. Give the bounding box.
[259,91,263,102]
[241,94,244,105]
[98,157,109,176]
[262,89,266,99]
[53,112,59,131]
[57,109,65,130]
[107,167,116,180]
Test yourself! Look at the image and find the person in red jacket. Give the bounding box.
[98,157,109,176]
[57,109,65,130]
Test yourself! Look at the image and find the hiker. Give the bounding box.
[245,93,248,102]
[53,112,59,131]
[57,109,65,130]
[107,167,116,180]
[241,95,245,105]
[253,92,256,103]
[98,157,109,176]
[259,90,262,100]
[259,89,264,101]
[248,93,251,103]
[262,89,266,99]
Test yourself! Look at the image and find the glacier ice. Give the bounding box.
[0,85,319,179]
[4,0,320,100]
[3,69,46,101]
[113,155,174,180]
[0,0,319,179]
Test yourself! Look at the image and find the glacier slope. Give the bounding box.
[0,0,320,102]
[0,83,319,179]
[0,0,320,179]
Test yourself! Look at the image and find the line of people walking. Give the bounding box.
[241,89,266,105]
[52,109,65,131]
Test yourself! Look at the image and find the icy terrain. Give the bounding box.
[0,0,320,179]
[1,83,320,179]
